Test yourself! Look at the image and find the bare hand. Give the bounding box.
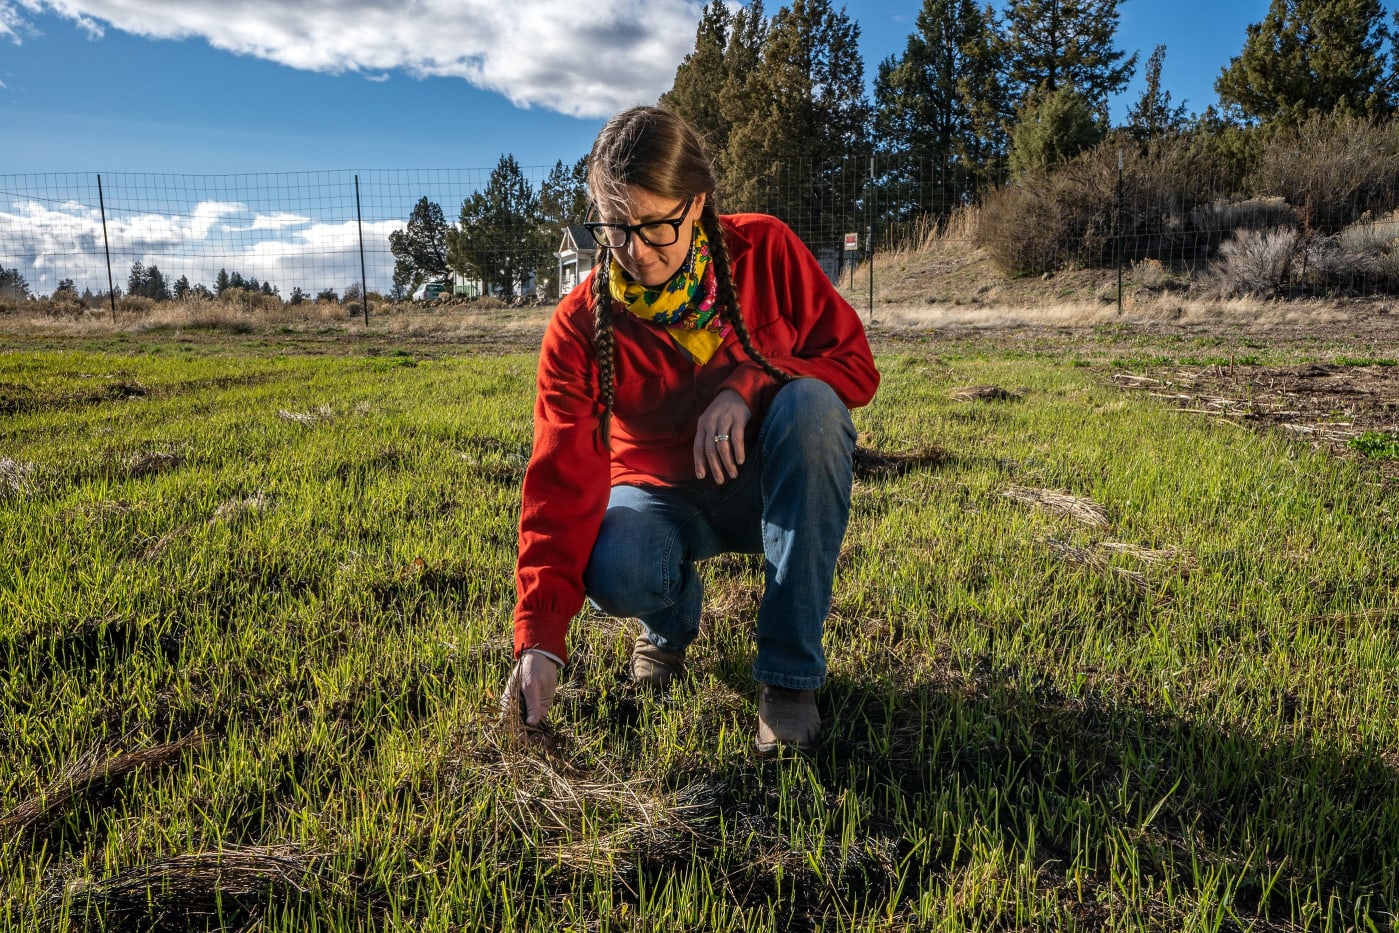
[693,389,751,484]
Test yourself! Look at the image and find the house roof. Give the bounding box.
[559,225,593,254]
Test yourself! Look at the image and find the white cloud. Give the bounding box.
[246,211,312,232]
[1,1,30,41]
[5,0,701,117]
[189,201,247,240]
[0,196,403,294]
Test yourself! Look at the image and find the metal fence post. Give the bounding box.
[355,174,369,326]
[867,156,875,326]
[97,174,117,320]
[1116,149,1124,315]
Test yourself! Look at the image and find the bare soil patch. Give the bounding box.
[1116,361,1399,482]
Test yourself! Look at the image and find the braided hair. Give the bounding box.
[587,106,791,448]
[591,249,617,447]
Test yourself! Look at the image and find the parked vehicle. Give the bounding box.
[411,282,446,301]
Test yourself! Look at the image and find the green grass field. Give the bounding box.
[2,326,1396,932]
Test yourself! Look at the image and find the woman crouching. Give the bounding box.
[505,105,879,754]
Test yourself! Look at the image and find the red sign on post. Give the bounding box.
[844,232,859,251]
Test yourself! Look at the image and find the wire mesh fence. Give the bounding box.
[0,170,506,302]
[2,156,1398,305]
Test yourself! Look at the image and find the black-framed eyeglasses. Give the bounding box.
[583,196,693,250]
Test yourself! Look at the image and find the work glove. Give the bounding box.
[501,650,559,727]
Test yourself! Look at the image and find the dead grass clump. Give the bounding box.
[699,554,765,629]
[123,449,182,478]
[2,732,204,835]
[472,709,714,872]
[852,444,950,480]
[1041,538,1150,592]
[0,457,38,500]
[1002,485,1109,527]
[277,404,335,426]
[211,493,271,523]
[950,384,1022,402]
[60,845,335,932]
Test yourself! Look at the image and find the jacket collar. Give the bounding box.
[719,214,753,261]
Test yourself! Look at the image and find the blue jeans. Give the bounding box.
[583,379,857,690]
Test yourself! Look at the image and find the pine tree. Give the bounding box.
[1008,83,1106,174]
[721,0,870,250]
[143,265,171,301]
[1126,45,1190,143]
[716,0,771,162]
[389,196,451,294]
[447,154,547,297]
[1001,0,1136,118]
[127,261,146,298]
[1216,0,1398,124]
[215,269,231,296]
[536,157,591,299]
[0,264,31,301]
[538,158,590,228]
[660,1,734,160]
[873,0,1008,212]
[173,275,191,300]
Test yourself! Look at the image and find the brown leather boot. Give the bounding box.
[629,634,686,688]
[755,684,820,755]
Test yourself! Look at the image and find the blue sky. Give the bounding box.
[1,0,1392,296]
[0,0,1344,175]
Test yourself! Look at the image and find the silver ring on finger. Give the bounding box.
[713,434,730,444]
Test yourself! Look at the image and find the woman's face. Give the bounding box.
[599,186,707,288]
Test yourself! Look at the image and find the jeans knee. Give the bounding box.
[584,535,676,618]
[762,379,856,461]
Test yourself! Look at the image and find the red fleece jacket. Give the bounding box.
[513,213,880,661]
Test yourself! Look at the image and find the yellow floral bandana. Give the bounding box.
[608,223,728,365]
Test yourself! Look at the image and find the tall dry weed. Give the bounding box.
[1252,113,1399,234]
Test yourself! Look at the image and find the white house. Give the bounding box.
[556,225,595,297]
[451,272,484,298]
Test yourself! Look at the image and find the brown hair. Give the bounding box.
[587,105,790,447]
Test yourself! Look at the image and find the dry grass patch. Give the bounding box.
[0,457,38,500]
[1002,485,1110,527]
[950,384,1022,402]
[2,732,205,835]
[852,444,950,480]
[59,844,337,932]
[276,404,335,426]
[1039,537,1194,594]
[210,493,272,524]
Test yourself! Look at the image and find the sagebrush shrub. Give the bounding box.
[1189,197,1297,238]
[1210,226,1300,296]
[1337,213,1399,255]
[1304,235,1382,291]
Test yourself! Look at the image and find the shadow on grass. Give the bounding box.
[535,649,1397,932]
